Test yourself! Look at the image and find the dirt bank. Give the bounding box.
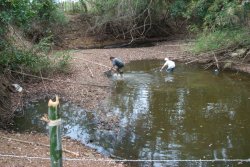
[0,130,125,167]
[1,40,250,166]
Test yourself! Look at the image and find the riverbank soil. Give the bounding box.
[0,130,124,167]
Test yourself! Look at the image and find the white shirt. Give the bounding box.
[164,60,175,69]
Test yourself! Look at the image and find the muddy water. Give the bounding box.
[14,60,250,166]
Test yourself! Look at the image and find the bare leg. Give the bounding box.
[118,68,123,78]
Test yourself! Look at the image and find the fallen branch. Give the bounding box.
[40,70,48,94]
[204,56,226,70]
[204,63,214,70]
[73,50,95,54]
[213,52,220,69]
[9,70,109,88]
[241,49,250,63]
[85,63,94,78]
[0,136,80,157]
[185,58,200,64]
[8,24,30,49]
[138,48,184,55]
[73,57,110,69]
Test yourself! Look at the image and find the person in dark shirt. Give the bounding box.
[110,56,125,77]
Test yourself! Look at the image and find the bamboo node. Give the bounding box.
[48,118,62,127]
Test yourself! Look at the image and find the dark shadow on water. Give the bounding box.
[104,41,155,49]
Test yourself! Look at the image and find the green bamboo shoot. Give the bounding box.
[48,95,62,167]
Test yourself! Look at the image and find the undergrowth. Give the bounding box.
[0,37,71,75]
[190,28,250,54]
[0,0,70,75]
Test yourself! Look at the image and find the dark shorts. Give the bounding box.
[117,63,124,69]
[167,67,175,72]
[117,65,124,74]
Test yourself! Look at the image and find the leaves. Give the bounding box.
[190,28,250,54]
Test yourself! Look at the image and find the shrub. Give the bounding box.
[190,28,250,54]
[0,0,69,75]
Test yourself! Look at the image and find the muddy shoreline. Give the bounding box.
[14,40,250,113]
[12,40,191,122]
[2,40,250,166]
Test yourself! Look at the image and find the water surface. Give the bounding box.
[14,60,250,166]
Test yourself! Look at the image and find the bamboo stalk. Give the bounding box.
[48,95,62,167]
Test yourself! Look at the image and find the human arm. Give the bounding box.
[160,63,167,71]
[110,66,116,72]
[110,59,115,71]
[110,64,117,73]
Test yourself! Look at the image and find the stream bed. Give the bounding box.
[14,60,250,167]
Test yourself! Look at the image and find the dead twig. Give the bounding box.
[138,48,184,56]
[213,52,220,69]
[73,57,110,69]
[185,58,200,64]
[241,49,250,63]
[9,70,109,88]
[0,136,80,157]
[85,63,94,78]
[204,63,214,70]
[40,70,48,94]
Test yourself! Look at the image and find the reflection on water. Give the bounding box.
[165,74,174,82]
[107,60,250,166]
[14,60,250,167]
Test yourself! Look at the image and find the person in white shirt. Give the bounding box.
[160,57,175,72]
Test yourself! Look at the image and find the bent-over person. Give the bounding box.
[110,56,125,77]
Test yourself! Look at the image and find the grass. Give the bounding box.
[190,27,250,54]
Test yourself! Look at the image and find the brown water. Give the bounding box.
[14,60,250,166]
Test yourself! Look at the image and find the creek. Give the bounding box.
[14,60,250,167]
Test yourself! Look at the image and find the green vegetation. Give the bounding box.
[0,0,69,75]
[185,0,249,31]
[190,28,250,54]
[58,0,87,14]
[64,0,249,54]
[0,38,71,74]
[183,0,250,53]
[0,0,249,74]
